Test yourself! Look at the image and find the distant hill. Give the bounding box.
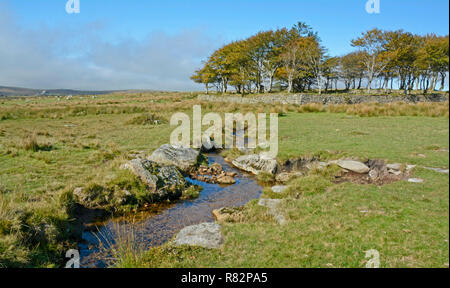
[0,86,117,97]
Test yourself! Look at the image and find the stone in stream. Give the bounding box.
[148,144,201,172]
[201,137,218,152]
[216,175,236,185]
[174,223,223,249]
[232,154,278,175]
[333,160,370,174]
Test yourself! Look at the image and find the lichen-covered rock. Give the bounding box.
[148,144,201,172]
[174,223,223,249]
[123,159,159,190]
[212,207,244,223]
[122,159,187,201]
[275,172,303,183]
[232,154,278,175]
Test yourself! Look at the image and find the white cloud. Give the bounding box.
[0,8,217,91]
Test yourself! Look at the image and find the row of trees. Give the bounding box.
[191,22,449,95]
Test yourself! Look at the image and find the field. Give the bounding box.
[0,92,448,268]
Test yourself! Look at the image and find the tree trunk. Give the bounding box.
[440,72,446,91]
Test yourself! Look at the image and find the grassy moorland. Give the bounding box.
[0,92,448,268]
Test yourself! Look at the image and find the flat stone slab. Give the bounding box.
[271,186,288,194]
[408,178,424,183]
[424,167,449,174]
[335,160,370,174]
[174,223,223,249]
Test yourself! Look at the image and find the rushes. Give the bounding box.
[19,133,53,152]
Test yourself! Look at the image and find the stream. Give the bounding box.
[78,153,263,268]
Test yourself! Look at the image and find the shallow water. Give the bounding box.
[79,154,262,268]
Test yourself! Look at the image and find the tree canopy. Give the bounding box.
[192,23,449,94]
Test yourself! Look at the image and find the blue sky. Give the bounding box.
[0,0,449,90]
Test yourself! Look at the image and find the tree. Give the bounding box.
[190,62,217,94]
[322,57,340,91]
[301,37,326,94]
[340,51,366,90]
[351,29,389,93]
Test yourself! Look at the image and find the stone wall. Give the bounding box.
[197,93,449,105]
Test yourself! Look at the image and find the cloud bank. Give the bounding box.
[0,8,216,91]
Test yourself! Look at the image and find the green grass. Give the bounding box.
[0,92,448,268]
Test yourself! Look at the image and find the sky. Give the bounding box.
[0,0,449,91]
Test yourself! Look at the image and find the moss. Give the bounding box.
[181,185,203,200]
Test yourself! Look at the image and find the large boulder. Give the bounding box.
[174,223,223,249]
[123,159,159,190]
[123,159,187,201]
[232,154,278,175]
[148,144,201,172]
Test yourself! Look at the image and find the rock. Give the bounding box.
[271,185,288,194]
[304,161,325,171]
[275,172,303,183]
[408,178,424,183]
[388,169,402,176]
[123,159,159,190]
[174,223,223,249]
[217,175,236,185]
[406,165,416,172]
[258,199,287,225]
[226,172,238,177]
[387,163,402,171]
[212,207,244,223]
[157,165,187,188]
[202,138,216,152]
[232,154,278,175]
[424,167,449,174]
[123,159,186,200]
[368,170,379,180]
[148,144,200,172]
[210,163,223,174]
[335,160,370,174]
